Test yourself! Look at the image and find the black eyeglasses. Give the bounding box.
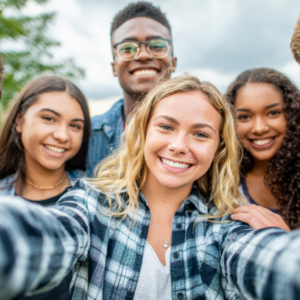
[113,38,172,61]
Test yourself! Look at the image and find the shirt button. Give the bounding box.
[105,125,110,131]
[173,252,179,259]
[177,292,184,299]
[109,147,114,152]
[176,224,182,229]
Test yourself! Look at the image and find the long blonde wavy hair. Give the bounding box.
[90,74,242,220]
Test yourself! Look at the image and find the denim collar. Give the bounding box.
[91,99,124,139]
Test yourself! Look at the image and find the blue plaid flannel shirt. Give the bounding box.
[0,179,298,300]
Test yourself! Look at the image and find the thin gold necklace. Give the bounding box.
[25,173,67,190]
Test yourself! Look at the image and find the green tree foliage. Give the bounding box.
[0,0,84,108]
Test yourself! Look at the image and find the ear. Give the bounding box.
[15,112,23,133]
[171,57,177,71]
[111,61,118,77]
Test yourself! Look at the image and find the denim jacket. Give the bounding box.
[0,179,294,300]
[86,99,124,177]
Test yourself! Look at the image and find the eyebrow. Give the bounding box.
[265,103,282,109]
[154,115,216,133]
[120,35,164,42]
[39,109,84,123]
[236,102,283,112]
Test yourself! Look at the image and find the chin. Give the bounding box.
[133,84,157,94]
[158,178,189,189]
[251,153,275,162]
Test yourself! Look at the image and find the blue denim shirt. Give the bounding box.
[86,99,124,177]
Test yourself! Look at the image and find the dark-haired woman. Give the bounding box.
[0,76,91,299]
[227,68,299,230]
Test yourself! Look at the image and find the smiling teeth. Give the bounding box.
[161,158,190,169]
[252,138,273,146]
[133,69,157,76]
[45,145,66,153]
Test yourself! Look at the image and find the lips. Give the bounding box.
[130,66,160,77]
[44,144,66,154]
[132,69,158,76]
[248,137,277,149]
[161,157,191,169]
[42,144,68,158]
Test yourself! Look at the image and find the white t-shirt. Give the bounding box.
[133,242,172,300]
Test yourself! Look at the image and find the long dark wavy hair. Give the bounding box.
[226,68,300,229]
[0,76,91,184]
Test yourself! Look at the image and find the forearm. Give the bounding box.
[0,196,90,300]
[222,228,300,300]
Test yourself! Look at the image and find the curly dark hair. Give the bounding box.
[226,68,300,229]
[110,1,171,36]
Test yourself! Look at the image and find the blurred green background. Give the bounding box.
[0,0,84,109]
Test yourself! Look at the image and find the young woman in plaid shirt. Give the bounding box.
[0,75,294,300]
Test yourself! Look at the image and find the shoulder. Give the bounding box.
[0,173,17,195]
[91,99,124,131]
[58,179,109,209]
[67,170,85,181]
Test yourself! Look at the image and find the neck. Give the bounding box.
[23,151,66,188]
[249,158,270,177]
[123,91,144,119]
[141,174,192,216]
[25,165,66,188]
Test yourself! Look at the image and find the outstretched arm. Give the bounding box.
[0,190,90,299]
[222,227,300,300]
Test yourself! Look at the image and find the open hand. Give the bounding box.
[231,204,290,231]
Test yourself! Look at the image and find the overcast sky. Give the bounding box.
[20,0,300,100]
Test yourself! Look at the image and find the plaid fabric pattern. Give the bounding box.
[0,179,298,300]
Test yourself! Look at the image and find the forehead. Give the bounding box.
[235,82,284,109]
[112,17,171,44]
[28,92,84,116]
[151,91,222,130]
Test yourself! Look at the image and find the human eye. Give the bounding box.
[194,132,208,139]
[268,110,282,116]
[41,115,55,122]
[119,42,137,54]
[70,123,83,130]
[237,114,250,121]
[159,124,172,131]
[149,40,167,49]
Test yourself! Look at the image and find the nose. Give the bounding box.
[168,132,189,155]
[53,124,69,143]
[135,43,152,61]
[251,117,269,135]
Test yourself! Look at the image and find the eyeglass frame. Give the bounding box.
[112,38,173,61]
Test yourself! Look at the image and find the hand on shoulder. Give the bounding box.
[231,204,290,231]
